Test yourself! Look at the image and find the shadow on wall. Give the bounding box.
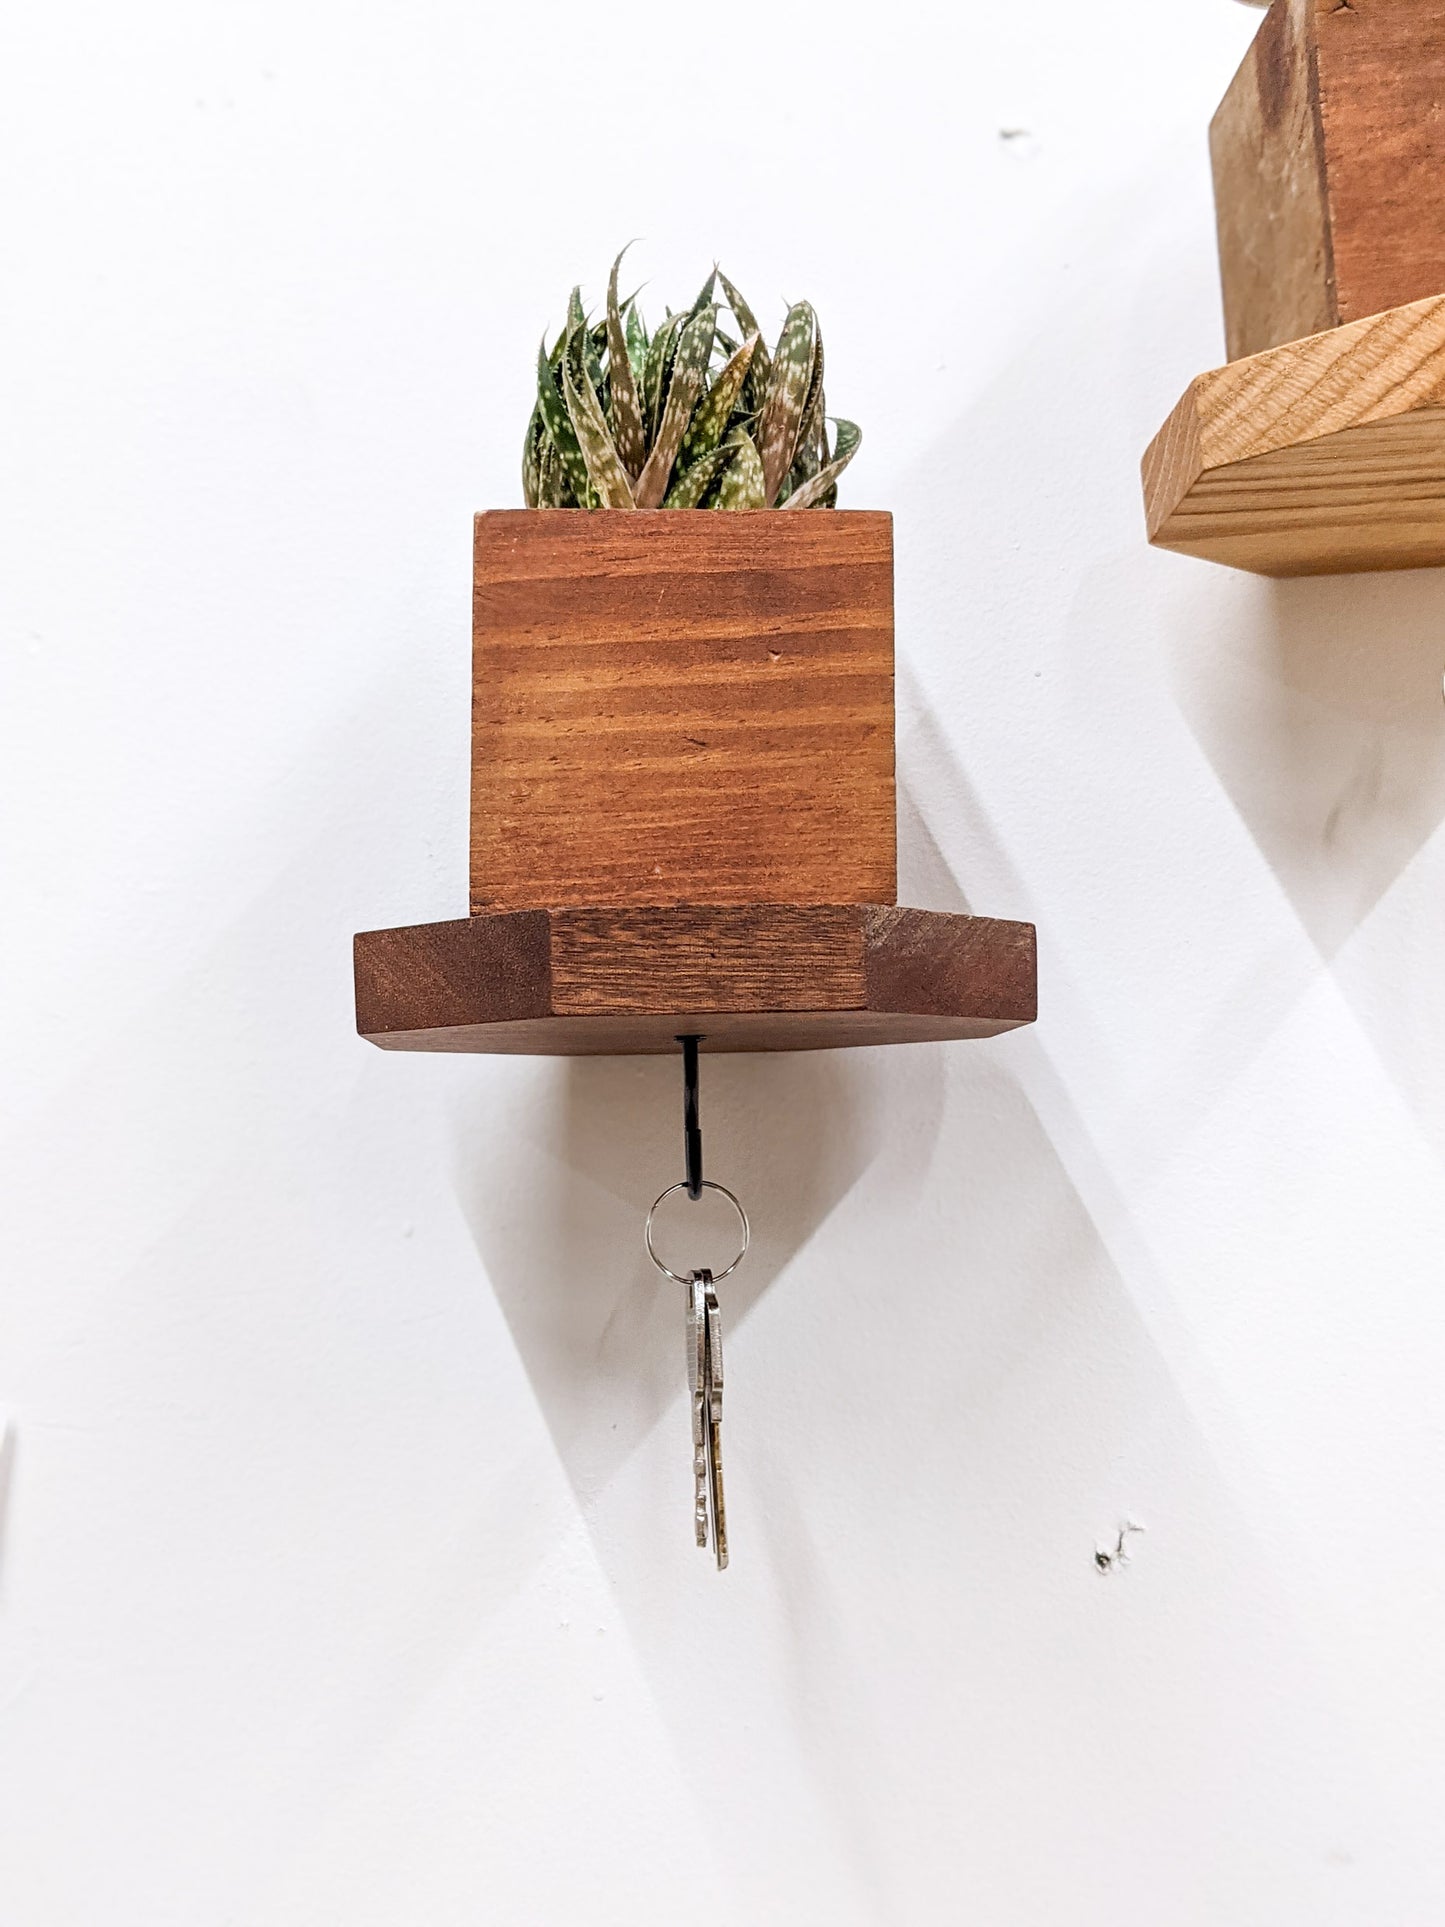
[447,675,1043,1523]
[449,1043,922,1511]
[1172,569,1445,961]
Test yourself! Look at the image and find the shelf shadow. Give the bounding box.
[449,1043,923,1517]
[1174,569,1445,961]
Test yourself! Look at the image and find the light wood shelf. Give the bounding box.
[1142,294,1445,577]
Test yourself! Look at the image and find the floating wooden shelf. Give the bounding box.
[353,904,1037,1055]
[1143,294,1445,577]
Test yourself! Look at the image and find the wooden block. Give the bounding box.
[1143,293,1445,574]
[470,510,895,913]
[354,904,1038,1055]
[1211,0,1445,360]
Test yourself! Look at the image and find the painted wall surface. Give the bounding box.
[3,3,1444,1921]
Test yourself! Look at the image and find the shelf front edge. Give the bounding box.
[353,904,1037,1056]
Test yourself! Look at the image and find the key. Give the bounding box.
[703,1279,728,1571]
[687,1272,709,1549]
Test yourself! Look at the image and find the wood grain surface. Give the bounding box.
[1211,0,1445,360]
[354,904,1037,1055]
[470,511,896,914]
[1142,294,1445,573]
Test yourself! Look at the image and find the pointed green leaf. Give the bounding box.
[778,439,818,507]
[717,273,769,368]
[690,267,718,317]
[561,350,636,508]
[538,435,573,507]
[758,302,817,505]
[780,418,860,509]
[664,443,733,508]
[522,404,544,507]
[681,333,757,466]
[634,305,717,508]
[625,303,648,384]
[566,285,585,339]
[569,323,606,505]
[604,249,647,479]
[711,428,766,510]
[579,316,606,410]
[642,310,685,444]
[795,321,826,458]
[536,337,590,504]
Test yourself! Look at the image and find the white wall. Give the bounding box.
[4,3,1444,1921]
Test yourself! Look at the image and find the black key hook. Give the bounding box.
[679,1034,703,1200]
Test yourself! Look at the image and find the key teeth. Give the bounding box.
[704,1287,728,1573]
[682,1270,730,1570]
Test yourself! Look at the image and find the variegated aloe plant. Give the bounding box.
[523,250,860,511]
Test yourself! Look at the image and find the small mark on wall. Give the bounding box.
[1094,1519,1145,1575]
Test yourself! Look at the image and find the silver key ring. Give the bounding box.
[644,1180,750,1285]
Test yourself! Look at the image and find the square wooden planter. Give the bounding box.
[470,510,897,912]
[354,507,1037,1055]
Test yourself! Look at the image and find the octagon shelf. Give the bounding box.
[354,903,1037,1056]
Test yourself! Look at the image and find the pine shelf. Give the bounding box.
[1142,294,1445,577]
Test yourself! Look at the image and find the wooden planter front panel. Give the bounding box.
[470,510,896,913]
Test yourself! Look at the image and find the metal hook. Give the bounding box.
[679,1034,703,1199]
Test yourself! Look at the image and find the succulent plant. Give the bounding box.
[523,249,860,511]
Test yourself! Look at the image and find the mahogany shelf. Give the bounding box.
[1142,294,1445,577]
[354,903,1037,1056]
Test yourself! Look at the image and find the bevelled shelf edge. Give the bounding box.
[1142,293,1445,577]
[353,904,1037,1056]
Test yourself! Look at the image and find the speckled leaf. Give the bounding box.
[566,285,586,340]
[780,418,859,509]
[562,350,636,508]
[796,322,826,457]
[710,428,766,509]
[664,443,732,508]
[777,435,819,507]
[758,302,817,505]
[642,310,684,444]
[625,303,648,385]
[523,405,545,507]
[536,337,590,504]
[579,318,606,415]
[717,272,769,369]
[681,333,757,465]
[633,305,717,508]
[690,268,718,317]
[604,250,647,479]
[538,435,572,507]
